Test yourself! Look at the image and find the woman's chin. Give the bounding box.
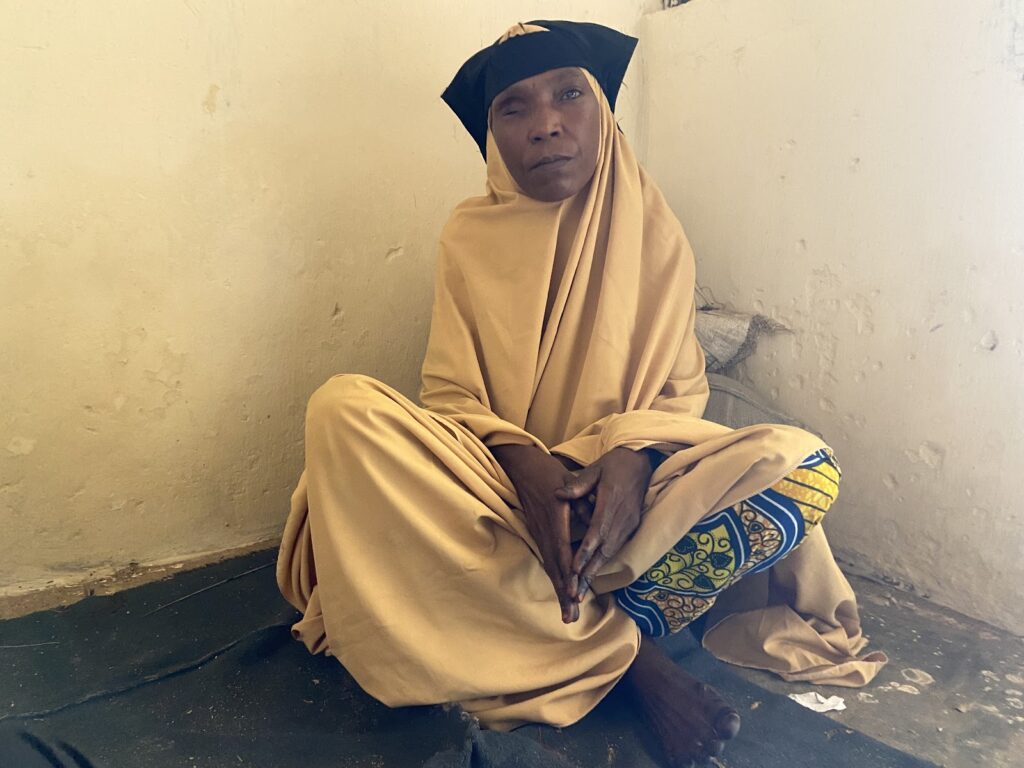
[524,180,581,203]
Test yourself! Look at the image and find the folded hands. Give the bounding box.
[491,443,656,623]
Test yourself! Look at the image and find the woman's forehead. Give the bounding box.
[491,68,590,107]
[442,21,637,157]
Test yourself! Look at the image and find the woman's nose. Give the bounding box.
[528,108,562,143]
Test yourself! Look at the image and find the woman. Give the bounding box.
[278,20,885,767]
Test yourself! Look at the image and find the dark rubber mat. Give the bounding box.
[0,551,937,767]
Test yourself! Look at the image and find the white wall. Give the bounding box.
[6,0,1021,635]
[0,1,646,599]
[639,0,1024,632]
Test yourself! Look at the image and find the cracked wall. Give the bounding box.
[640,0,1024,632]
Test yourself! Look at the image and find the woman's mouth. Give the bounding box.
[530,155,573,172]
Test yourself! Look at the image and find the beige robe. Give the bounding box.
[277,67,885,731]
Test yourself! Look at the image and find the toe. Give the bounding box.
[713,710,741,740]
[667,754,697,768]
[665,738,702,768]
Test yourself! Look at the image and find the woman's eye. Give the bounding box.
[563,87,582,100]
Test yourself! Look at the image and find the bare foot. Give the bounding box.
[623,636,741,767]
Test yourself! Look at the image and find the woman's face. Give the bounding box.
[489,67,601,202]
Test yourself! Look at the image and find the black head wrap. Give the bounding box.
[441,20,638,158]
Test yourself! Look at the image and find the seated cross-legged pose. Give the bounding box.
[277,20,887,767]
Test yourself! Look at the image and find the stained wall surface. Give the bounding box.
[639,0,1024,631]
[0,2,646,597]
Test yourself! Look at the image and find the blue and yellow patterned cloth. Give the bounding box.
[617,449,841,636]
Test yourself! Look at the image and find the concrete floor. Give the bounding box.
[2,553,1020,767]
[739,574,1024,768]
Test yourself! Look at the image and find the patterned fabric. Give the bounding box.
[617,449,841,637]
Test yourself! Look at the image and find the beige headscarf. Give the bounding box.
[422,67,710,467]
[419,45,885,685]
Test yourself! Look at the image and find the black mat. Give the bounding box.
[0,551,936,767]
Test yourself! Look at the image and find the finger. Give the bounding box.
[583,503,640,583]
[573,532,597,578]
[573,488,609,575]
[521,501,573,614]
[534,535,566,603]
[580,547,611,584]
[555,501,574,590]
[542,559,565,603]
[575,575,590,602]
[555,466,601,500]
[593,518,630,568]
[556,573,578,622]
[562,598,580,624]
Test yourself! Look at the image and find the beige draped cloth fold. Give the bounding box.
[277,62,885,731]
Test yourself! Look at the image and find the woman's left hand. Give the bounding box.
[555,446,655,602]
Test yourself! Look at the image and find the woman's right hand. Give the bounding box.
[491,443,581,623]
